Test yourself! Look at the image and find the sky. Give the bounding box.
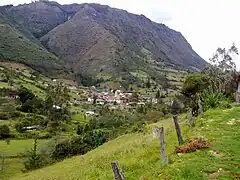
[1,0,240,67]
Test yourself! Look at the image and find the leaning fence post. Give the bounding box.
[173,115,184,145]
[171,99,184,145]
[159,127,168,166]
[111,161,124,180]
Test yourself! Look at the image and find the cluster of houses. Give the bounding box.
[86,89,158,106]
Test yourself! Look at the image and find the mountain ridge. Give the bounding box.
[0,1,207,82]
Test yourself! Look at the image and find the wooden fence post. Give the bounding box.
[111,161,124,180]
[171,99,183,145]
[189,108,193,128]
[159,127,168,166]
[173,115,183,145]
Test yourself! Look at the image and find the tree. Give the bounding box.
[202,43,238,94]
[182,74,210,98]
[0,125,10,139]
[76,124,84,135]
[20,97,44,114]
[45,83,71,133]
[23,138,43,172]
[182,73,210,116]
[18,86,35,104]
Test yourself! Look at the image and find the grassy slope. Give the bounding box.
[12,107,240,180]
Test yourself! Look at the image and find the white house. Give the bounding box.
[53,105,61,109]
[85,111,95,116]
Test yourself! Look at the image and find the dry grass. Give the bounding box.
[175,138,210,154]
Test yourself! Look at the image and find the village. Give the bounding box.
[71,85,160,117]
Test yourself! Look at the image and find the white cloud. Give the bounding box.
[1,0,240,68]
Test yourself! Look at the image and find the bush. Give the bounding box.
[9,111,22,119]
[18,86,35,104]
[15,122,25,133]
[43,130,108,162]
[0,124,10,139]
[203,92,227,110]
[20,97,44,114]
[159,105,169,115]
[76,124,85,135]
[51,139,71,160]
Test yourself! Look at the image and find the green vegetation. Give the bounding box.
[0,139,47,156]
[0,124,10,139]
[0,41,238,180]
[10,107,240,180]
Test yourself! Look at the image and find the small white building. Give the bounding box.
[53,105,61,109]
[87,97,94,102]
[85,111,95,116]
[137,102,145,105]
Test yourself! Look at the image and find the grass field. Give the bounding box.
[0,139,47,156]
[10,107,240,180]
[0,139,48,179]
[72,113,88,123]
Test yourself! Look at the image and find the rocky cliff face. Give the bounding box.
[1,1,207,77]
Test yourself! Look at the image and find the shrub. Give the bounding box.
[46,130,108,161]
[20,97,44,114]
[9,111,22,119]
[0,124,10,139]
[203,92,227,110]
[51,139,71,160]
[18,86,35,104]
[76,124,85,135]
[159,105,169,115]
[15,122,25,133]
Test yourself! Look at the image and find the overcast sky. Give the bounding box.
[1,0,240,67]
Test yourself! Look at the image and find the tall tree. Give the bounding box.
[45,83,71,133]
[202,43,238,94]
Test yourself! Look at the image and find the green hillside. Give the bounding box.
[12,107,240,180]
[0,12,63,76]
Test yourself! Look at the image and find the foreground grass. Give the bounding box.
[10,107,240,180]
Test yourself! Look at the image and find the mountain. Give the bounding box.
[0,1,207,80]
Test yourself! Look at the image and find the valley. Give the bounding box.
[0,1,239,180]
